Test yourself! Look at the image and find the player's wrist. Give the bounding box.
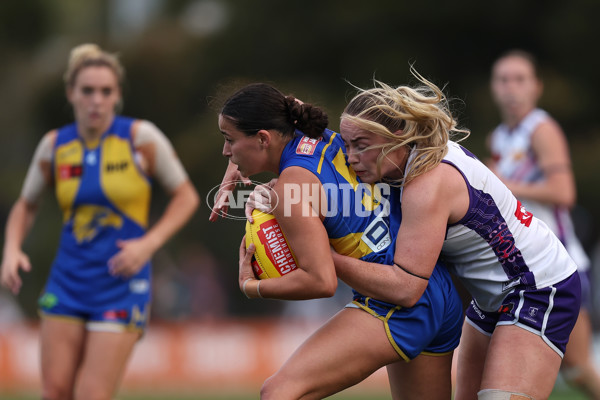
[242,278,262,299]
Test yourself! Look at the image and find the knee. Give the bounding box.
[260,374,281,400]
[261,373,299,400]
[74,380,114,400]
[42,379,73,400]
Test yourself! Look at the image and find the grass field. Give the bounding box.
[0,387,588,400]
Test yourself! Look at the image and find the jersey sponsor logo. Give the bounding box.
[103,309,129,321]
[296,136,321,155]
[361,200,392,253]
[106,160,129,172]
[58,164,83,179]
[130,279,150,294]
[470,300,486,320]
[497,302,514,314]
[514,200,533,227]
[38,292,59,309]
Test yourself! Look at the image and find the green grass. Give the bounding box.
[0,388,588,400]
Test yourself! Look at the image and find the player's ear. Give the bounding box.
[535,79,544,100]
[256,130,272,148]
[66,86,74,104]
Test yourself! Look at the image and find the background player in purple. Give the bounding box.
[488,49,600,399]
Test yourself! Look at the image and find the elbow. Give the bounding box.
[559,191,576,209]
[390,281,427,308]
[189,188,201,212]
[400,293,421,308]
[183,182,201,212]
[315,275,338,298]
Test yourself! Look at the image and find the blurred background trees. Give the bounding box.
[1,0,598,320]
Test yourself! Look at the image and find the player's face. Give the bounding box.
[219,114,265,177]
[68,66,121,134]
[340,118,406,183]
[491,56,542,117]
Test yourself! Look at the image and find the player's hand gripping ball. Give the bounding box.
[245,210,298,279]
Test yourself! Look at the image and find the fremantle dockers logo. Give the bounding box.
[528,307,538,318]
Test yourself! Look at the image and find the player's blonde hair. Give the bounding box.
[341,67,469,186]
[63,43,124,87]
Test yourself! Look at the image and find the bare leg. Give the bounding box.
[561,309,600,399]
[454,322,491,400]
[260,308,402,400]
[481,325,562,400]
[74,330,140,400]
[387,352,454,400]
[40,317,86,400]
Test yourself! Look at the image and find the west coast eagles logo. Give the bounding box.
[72,205,123,243]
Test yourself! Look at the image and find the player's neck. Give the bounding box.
[77,116,114,145]
[503,107,535,129]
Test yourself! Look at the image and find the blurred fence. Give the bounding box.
[0,319,388,394]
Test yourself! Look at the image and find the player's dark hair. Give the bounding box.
[220,83,328,139]
[496,49,541,79]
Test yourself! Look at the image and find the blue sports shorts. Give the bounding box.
[348,263,463,361]
[38,267,151,334]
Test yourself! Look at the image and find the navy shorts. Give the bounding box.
[349,264,463,361]
[465,272,581,357]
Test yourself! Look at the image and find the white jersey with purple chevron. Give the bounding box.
[402,141,577,312]
[490,108,590,271]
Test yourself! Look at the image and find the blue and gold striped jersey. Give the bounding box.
[279,129,401,265]
[49,116,151,307]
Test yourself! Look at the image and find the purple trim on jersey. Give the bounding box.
[442,159,536,287]
[457,144,479,160]
[554,207,566,244]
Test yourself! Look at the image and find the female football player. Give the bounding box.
[1,43,199,400]
[488,49,600,398]
[333,68,581,400]
[215,82,463,400]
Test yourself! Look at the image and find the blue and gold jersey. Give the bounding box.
[280,130,463,361]
[40,116,152,327]
[279,129,401,265]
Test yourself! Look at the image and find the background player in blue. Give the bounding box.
[335,69,580,400]
[0,44,199,400]
[488,50,600,399]
[216,83,463,400]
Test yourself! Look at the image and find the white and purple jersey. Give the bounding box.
[403,141,577,312]
[489,109,590,272]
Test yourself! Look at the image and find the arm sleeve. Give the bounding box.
[20,132,55,205]
[133,120,189,193]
